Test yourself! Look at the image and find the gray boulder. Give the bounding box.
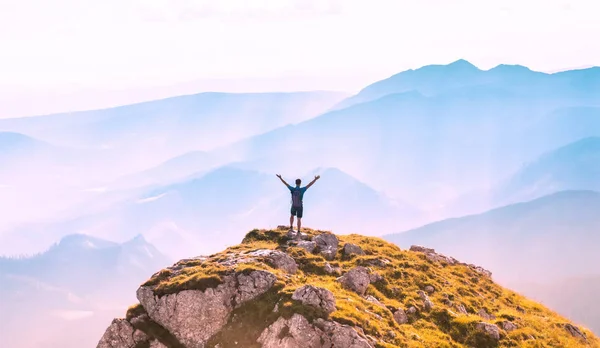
[248,249,298,274]
[292,285,336,315]
[342,243,365,258]
[393,309,408,324]
[417,290,434,311]
[296,240,317,253]
[500,321,518,332]
[137,270,276,348]
[338,267,370,295]
[475,322,500,341]
[313,233,339,260]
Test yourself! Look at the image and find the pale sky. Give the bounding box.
[0,0,599,117]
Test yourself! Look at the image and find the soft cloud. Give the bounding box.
[0,0,598,116]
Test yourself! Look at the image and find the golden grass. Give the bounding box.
[133,227,600,348]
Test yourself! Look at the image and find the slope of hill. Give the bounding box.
[0,234,171,348]
[492,137,600,206]
[384,190,600,335]
[385,190,600,284]
[505,276,600,336]
[336,60,600,109]
[97,227,599,348]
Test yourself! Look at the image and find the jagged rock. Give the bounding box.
[258,314,374,348]
[410,245,458,265]
[365,295,386,308]
[564,323,587,341]
[475,322,500,341]
[286,229,309,241]
[313,233,339,260]
[97,319,149,348]
[455,303,468,314]
[417,290,434,311]
[410,245,435,253]
[468,264,492,278]
[313,318,375,348]
[338,267,370,295]
[257,314,324,347]
[296,240,317,253]
[342,243,365,258]
[407,306,417,314]
[500,321,518,332]
[292,285,336,314]
[478,309,496,320]
[362,258,391,267]
[249,249,298,274]
[393,308,408,324]
[424,285,435,294]
[324,263,343,276]
[137,270,276,348]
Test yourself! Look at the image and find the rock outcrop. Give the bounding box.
[97,227,599,348]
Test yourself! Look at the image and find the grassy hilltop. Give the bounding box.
[110,227,598,348]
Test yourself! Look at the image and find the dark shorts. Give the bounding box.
[291,205,304,218]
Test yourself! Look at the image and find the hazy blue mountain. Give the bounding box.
[0,91,348,160]
[492,137,600,206]
[384,190,600,284]
[0,234,170,348]
[335,60,600,109]
[440,134,600,218]
[208,88,600,213]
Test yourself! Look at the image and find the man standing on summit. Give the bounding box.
[276,174,320,232]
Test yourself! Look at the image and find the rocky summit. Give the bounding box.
[97,227,600,348]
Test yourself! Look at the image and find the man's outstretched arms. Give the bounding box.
[276,174,292,189]
[305,175,320,189]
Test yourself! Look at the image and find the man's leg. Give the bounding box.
[297,207,303,231]
[290,215,294,230]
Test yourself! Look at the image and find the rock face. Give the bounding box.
[97,319,149,348]
[292,285,336,314]
[338,266,371,295]
[136,270,276,348]
[313,233,339,260]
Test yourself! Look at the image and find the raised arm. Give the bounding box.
[305,175,320,189]
[276,174,291,188]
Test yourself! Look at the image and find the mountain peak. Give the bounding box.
[97,227,598,348]
[448,58,478,68]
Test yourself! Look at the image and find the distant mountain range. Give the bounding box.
[0,234,170,348]
[335,59,600,109]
